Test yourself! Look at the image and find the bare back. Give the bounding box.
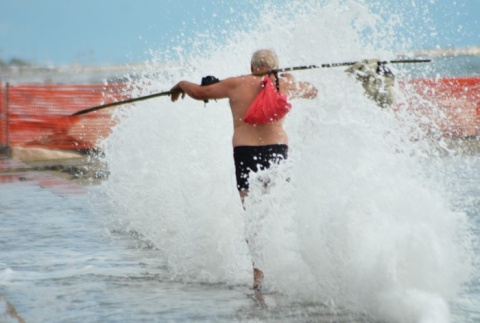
[227,74,288,147]
[170,70,317,147]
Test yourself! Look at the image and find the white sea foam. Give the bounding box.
[99,1,475,322]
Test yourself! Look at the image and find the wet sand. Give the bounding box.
[0,147,108,186]
[3,137,480,182]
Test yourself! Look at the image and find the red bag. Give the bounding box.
[243,76,292,125]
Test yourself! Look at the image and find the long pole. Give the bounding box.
[72,58,431,116]
[72,90,172,116]
[271,58,431,73]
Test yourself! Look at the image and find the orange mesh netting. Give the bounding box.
[0,77,478,152]
[0,84,128,150]
[397,77,480,138]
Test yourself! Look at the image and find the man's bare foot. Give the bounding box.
[253,267,264,290]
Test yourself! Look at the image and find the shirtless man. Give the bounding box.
[170,49,317,289]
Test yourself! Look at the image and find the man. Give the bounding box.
[170,49,317,290]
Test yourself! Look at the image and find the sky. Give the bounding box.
[0,0,479,66]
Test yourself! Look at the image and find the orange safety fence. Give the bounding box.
[397,77,480,138]
[0,77,479,153]
[0,83,128,150]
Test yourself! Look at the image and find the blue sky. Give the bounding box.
[0,0,478,66]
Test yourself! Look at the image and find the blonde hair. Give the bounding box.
[250,49,279,70]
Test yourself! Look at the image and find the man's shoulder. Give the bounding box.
[225,74,253,82]
[219,74,254,90]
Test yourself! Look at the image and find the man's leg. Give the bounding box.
[239,190,248,205]
[240,190,265,290]
[253,267,264,290]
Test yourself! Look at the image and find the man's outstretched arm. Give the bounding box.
[170,78,237,102]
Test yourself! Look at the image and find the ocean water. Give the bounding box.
[1,1,480,322]
[404,55,480,78]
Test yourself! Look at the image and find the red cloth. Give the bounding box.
[243,76,292,125]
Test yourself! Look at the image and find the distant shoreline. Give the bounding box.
[1,46,478,69]
[411,46,480,58]
[0,47,478,84]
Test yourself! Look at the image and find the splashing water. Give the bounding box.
[99,1,475,322]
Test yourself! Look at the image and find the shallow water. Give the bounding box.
[0,172,380,322]
[0,156,479,322]
[0,172,249,322]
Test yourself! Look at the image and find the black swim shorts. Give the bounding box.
[233,144,288,191]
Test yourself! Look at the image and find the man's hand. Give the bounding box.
[170,82,186,102]
[280,73,317,99]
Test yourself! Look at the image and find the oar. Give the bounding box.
[72,58,431,116]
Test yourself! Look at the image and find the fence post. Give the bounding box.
[0,82,3,153]
[4,83,10,157]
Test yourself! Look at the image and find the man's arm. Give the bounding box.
[280,73,318,99]
[170,77,237,102]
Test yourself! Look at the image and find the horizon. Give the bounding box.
[1,46,479,69]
